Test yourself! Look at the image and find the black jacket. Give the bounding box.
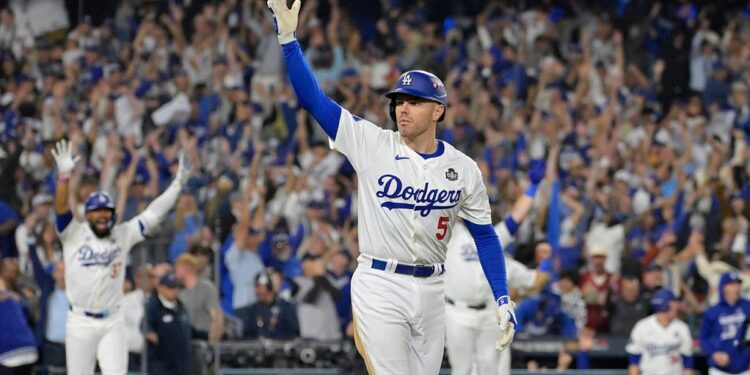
[145,294,192,375]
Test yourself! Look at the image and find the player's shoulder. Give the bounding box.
[670,318,690,332]
[439,141,474,164]
[634,315,656,330]
[343,109,395,134]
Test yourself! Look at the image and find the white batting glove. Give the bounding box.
[174,152,193,186]
[496,296,517,352]
[50,139,80,175]
[267,0,301,44]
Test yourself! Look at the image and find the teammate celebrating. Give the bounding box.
[445,159,550,375]
[700,272,750,375]
[51,140,190,375]
[626,289,694,375]
[267,1,515,373]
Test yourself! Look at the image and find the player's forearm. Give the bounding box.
[281,41,342,139]
[465,220,509,299]
[628,365,639,375]
[528,271,551,295]
[509,192,534,224]
[55,176,70,214]
[209,309,224,342]
[139,181,181,232]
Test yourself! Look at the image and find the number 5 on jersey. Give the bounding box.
[436,216,449,240]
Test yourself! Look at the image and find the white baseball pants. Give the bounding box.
[351,265,446,375]
[65,310,127,375]
[445,302,501,375]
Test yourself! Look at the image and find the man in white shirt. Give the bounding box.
[445,160,550,375]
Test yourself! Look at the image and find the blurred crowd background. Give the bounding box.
[2,0,750,373]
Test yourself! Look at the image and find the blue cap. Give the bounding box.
[645,262,663,272]
[386,70,448,122]
[731,190,745,201]
[720,272,742,285]
[159,272,181,288]
[651,289,678,312]
[84,191,115,212]
[307,200,326,209]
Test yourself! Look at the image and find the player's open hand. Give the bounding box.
[267,0,300,44]
[174,152,193,186]
[496,295,517,352]
[51,139,80,175]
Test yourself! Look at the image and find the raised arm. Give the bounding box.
[51,140,80,231]
[267,0,343,140]
[135,153,191,236]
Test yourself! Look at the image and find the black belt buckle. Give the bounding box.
[446,297,486,310]
[85,311,108,319]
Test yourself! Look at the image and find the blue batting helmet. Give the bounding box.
[84,191,116,213]
[385,70,448,122]
[650,289,678,313]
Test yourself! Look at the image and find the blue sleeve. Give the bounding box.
[628,354,641,366]
[55,211,73,232]
[682,355,694,369]
[289,222,305,250]
[503,215,519,236]
[699,310,716,355]
[28,240,53,294]
[282,41,343,140]
[464,220,509,300]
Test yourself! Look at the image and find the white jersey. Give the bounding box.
[58,217,146,312]
[626,315,693,375]
[331,109,491,265]
[445,222,536,306]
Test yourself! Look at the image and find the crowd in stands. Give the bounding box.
[2,0,750,372]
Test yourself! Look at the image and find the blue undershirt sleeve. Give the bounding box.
[281,41,343,140]
[55,211,73,233]
[464,219,509,300]
[628,354,641,366]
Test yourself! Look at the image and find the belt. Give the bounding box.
[446,297,487,310]
[370,258,445,278]
[69,305,113,319]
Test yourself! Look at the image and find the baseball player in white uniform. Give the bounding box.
[51,140,190,375]
[626,289,694,375]
[267,1,516,373]
[445,161,551,375]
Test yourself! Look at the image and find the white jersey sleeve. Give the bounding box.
[458,162,492,225]
[330,108,393,172]
[626,319,645,356]
[113,217,147,252]
[678,321,693,357]
[57,216,85,242]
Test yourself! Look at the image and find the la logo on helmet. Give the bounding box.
[401,74,412,86]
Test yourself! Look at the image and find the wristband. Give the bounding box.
[58,174,70,183]
[503,216,520,236]
[524,183,538,197]
[539,257,553,273]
